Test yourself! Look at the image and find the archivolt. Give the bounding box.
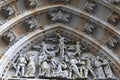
[0,23,120,77]
[0,5,120,38]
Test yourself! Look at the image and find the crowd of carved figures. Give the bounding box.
[12,34,116,79]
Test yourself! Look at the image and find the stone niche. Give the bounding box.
[4,31,118,80]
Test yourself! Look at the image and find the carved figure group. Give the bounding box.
[13,34,116,80]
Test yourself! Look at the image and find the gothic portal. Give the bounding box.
[0,0,120,80]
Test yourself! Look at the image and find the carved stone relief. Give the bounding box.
[108,12,120,26]
[83,23,96,35]
[48,9,72,23]
[7,33,117,80]
[1,30,16,44]
[24,0,37,9]
[0,5,15,18]
[84,1,97,14]
[23,18,38,32]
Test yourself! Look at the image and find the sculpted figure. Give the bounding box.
[93,56,106,79]
[75,41,82,58]
[84,1,96,13]
[39,42,50,77]
[53,61,68,78]
[78,59,88,78]
[58,33,66,61]
[25,54,36,76]
[2,30,16,44]
[85,57,97,79]
[102,58,115,79]
[1,6,15,18]
[69,56,81,78]
[24,18,38,32]
[106,37,118,49]
[15,54,27,76]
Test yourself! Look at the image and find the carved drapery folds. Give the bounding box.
[48,0,70,3]
[84,1,97,14]
[107,12,120,26]
[0,5,16,18]
[23,18,38,32]
[9,33,117,80]
[24,0,37,9]
[2,30,16,44]
[48,9,72,23]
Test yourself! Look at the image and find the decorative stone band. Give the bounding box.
[0,5,119,39]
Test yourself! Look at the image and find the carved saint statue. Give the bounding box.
[39,52,50,77]
[93,56,106,79]
[25,54,36,76]
[58,33,66,61]
[15,54,27,76]
[85,57,97,79]
[75,41,82,58]
[102,58,115,79]
[69,56,81,78]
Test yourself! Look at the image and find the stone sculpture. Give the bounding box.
[106,37,118,49]
[1,5,15,18]
[74,41,82,58]
[2,30,16,44]
[84,1,96,13]
[108,12,120,26]
[93,56,106,79]
[9,34,116,79]
[83,23,95,35]
[58,33,66,61]
[25,54,36,77]
[14,54,27,76]
[24,0,37,9]
[49,10,71,23]
[24,18,38,32]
